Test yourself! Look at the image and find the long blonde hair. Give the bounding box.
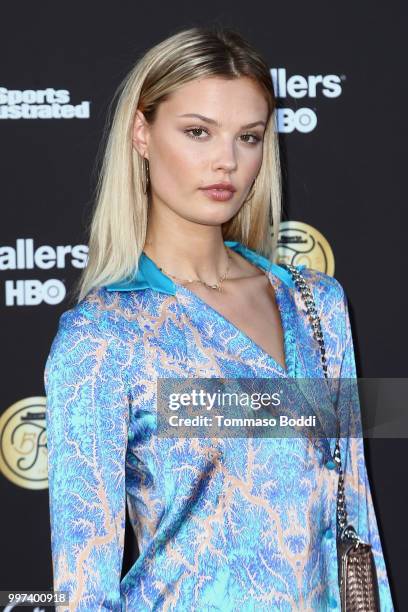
[75,25,282,303]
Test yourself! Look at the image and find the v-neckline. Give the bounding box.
[173,266,294,377]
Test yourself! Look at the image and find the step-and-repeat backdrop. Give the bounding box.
[1,2,406,609]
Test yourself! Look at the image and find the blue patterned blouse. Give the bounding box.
[44,240,394,611]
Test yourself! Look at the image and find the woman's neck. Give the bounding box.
[143,231,231,283]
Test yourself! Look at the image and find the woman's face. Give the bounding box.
[133,76,269,227]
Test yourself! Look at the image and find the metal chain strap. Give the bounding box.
[281,263,359,542]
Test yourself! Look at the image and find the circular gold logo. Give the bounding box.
[0,397,48,489]
[274,220,335,275]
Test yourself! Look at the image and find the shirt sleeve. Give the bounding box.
[44,307,130,611]
[337,287,395,611]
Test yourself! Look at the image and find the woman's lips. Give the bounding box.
[200,188,235,202]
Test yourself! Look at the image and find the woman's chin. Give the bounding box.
[184,208,240,227]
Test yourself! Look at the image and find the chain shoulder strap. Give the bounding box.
[281,263,359,542]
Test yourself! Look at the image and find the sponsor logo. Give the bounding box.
[275,108,317,134]
[274,220,335,275]
[0,87,90,119]
[0,239,88,270]
[5,279,66,306]
[270,68,345,133]
[271,68,343,99]
[1,239,88,306]
[0,397,48,490]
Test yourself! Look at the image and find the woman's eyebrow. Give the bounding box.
[177,113,266,129]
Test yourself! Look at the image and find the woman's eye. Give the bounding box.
[184,127,209,140]
[241,133,262,144]
[184,127,262,144]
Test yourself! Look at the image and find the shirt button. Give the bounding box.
[323,527,334,539]
[325,459,337,470]
[328,595,338,608]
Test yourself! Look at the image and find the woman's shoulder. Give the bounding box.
[294,264,346,301]
[56,285,142,333]
[276,263,349,327]
[52,287,111,335]
[45,289,109,364]
[289,265,350,342]
[44,286,147,386]
[47,286,143,362]
[269,260,343,300]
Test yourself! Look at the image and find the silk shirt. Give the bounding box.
[44,240,394,611]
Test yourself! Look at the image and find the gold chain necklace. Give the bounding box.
[155,247,232,292]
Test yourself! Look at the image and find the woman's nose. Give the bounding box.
[211,139,238,172]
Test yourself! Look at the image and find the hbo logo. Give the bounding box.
[276,108,317,133]
[5,279,66,306]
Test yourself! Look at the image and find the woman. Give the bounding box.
[44,26,393,610]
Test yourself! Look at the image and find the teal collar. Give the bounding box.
[105,240,295,293]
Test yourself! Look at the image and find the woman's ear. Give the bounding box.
[132,109,150,159]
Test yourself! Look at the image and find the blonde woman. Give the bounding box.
[44,26,393,611]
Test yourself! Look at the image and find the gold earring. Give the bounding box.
[141,157,150,194]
